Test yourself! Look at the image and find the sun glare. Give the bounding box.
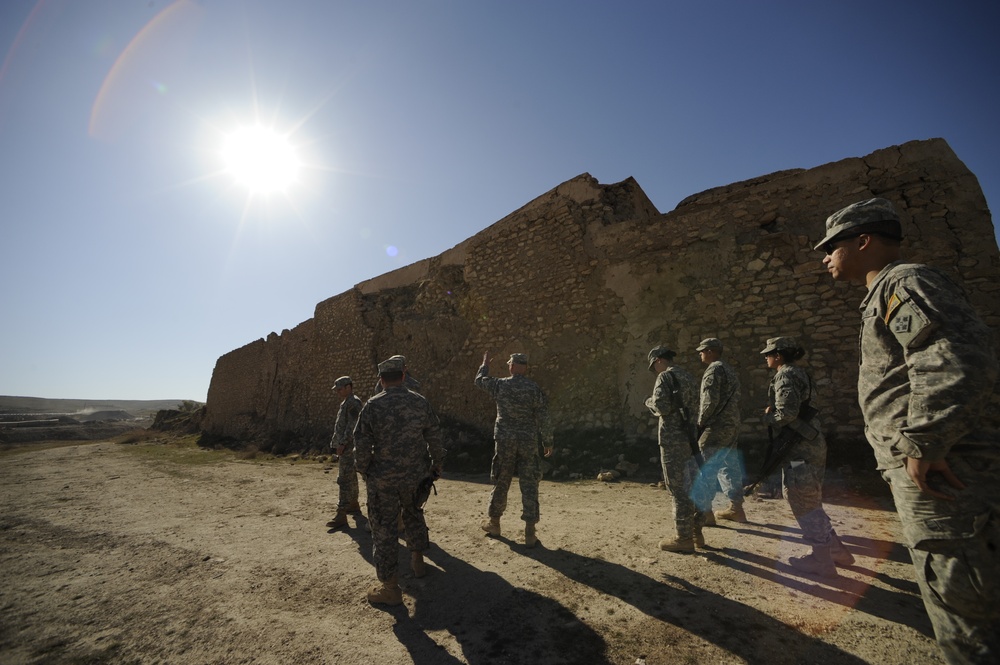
[220,125,301,195]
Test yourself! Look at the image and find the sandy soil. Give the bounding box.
[0,438,944,665]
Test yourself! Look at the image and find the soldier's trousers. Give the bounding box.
[488,437,542,523]
[782,432,833,547]
[658,433,698,540]
[882,454,1000,665]
[366,477,429,582]
[337,449,359,509]
[691,444,744,512]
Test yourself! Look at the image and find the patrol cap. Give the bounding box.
[377,356,406,375]
[760,337,802,355]
[814,198,902,250]
[508,353,528,365]
[696,338,723,352]
[332,376,353,389]
[388,354,407,364]
[647,345,676,371]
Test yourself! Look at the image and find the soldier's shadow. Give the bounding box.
[704,521,928,633]
[342,519,610,664]
[527,543,872,664]
[697,546,933,638]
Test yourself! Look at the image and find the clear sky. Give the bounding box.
[1,1,997,402]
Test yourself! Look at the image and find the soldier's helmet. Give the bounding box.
[647,345,676,371]
[695,338,723,352]
[760,337,802,356]
[378,357,406,375]
[815,198,901,251]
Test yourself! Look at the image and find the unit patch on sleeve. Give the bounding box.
[884,291,935,349]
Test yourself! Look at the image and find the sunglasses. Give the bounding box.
[821,232,865,255]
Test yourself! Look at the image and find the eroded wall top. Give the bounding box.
[203,138,999,455]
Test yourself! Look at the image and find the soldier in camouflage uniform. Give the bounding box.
[644,346,704,553]
[354,357,445,606]
[691,338,746,523]
[476,352,553,547]
[819,197,999,664]
[326,376,364,530]
[760,337,854,577]
[370,355,422,534]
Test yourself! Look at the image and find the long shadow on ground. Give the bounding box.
[529,543,873,664]
[341,516,610,665]
[703,521,932,636]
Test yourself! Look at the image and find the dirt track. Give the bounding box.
[0,439,944,664]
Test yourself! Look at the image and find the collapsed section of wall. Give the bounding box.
[202,138,999,465]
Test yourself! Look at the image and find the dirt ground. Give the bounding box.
[0,437,945,665]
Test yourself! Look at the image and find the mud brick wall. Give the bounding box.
[202,138,1000,460]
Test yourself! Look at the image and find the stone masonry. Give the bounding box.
[202,138,999,466]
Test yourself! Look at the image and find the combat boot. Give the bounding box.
[481,517,501,537]
[701,511,717,527]
[524,522,538,548]
[345,501,362,515]
[326,509,348,530]
[830,532,855,567]
[659,536,695,553]
[789,547,837,578]
[694,527,706,549]
[366,577,403,606]
[715,503,748,523]
[411,551,427,578]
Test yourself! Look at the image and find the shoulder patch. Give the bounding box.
[885,293,935,349]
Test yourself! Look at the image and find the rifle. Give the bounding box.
[664,373,703,468]
[743,402,819,496]
[414,467,441,510]
[677,404,704,468]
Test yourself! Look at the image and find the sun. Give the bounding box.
[220,125,301,195]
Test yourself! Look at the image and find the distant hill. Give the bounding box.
[0,396,198,418]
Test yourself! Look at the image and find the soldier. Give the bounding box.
[759,337,854,577]
[325,376,363,530]
[370,354,422,533]
[691,338,746,523]
[818,197,999,664]
[354,356,445,606]
[644,346,704,553]
[476,352,553,547]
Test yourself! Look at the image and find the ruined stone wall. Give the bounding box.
[202,138,999,461]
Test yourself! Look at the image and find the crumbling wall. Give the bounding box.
[202,138,999,468]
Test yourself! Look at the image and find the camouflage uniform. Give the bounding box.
[692,359,744,512]
[354,385,445,583]
[476,362,552,523]
[646,364,699,541]
[763,364,835,547]
[859,261,999,664]
[331,391,363,510]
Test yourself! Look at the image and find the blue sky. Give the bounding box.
[1,1,997,402]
